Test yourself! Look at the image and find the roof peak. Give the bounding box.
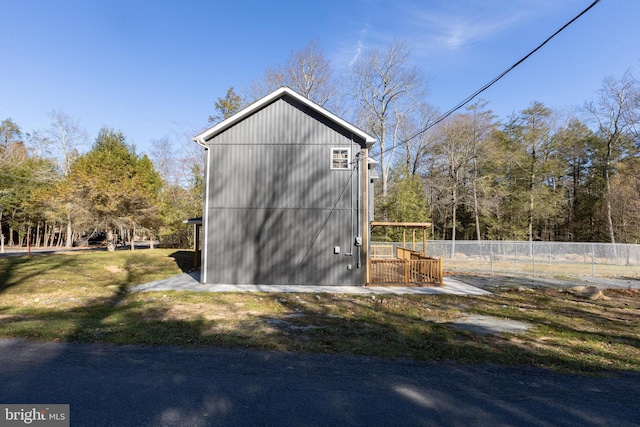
[193,86,375,147]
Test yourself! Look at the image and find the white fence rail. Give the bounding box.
[372,240,640,278]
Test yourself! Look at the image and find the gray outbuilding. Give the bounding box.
[193,87,377,286]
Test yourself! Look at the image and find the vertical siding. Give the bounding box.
[204,96,366,285]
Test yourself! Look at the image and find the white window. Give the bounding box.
[331,147,351,170]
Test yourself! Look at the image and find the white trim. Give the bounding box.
[330,147,351,170]
[192,87,376,146]
[202,147,211,284]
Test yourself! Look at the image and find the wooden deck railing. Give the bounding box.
[369,246,443,286]
[370,244,394,259]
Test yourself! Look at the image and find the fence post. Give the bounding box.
[489,242,494,276]
[592,242,595,277]
[531,241,536,277]
[625,243,630,267]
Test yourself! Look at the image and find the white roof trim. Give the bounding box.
[192,87,376,146]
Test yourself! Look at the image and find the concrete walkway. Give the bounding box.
[132,272,492,296]
[131,274,535,337]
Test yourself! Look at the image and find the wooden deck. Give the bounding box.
[369,246,443,286]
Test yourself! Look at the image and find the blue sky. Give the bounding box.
[1,0,638,155]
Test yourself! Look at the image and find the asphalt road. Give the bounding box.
[1,339,638,427]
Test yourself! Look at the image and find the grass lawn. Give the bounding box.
[0,249,638,373]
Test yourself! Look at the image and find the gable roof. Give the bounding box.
[192,86,376,147]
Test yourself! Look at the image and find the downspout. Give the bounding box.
[355,150,362,269]
[361,148,369,285]
[346,136,355,257]
[194,137,209,284]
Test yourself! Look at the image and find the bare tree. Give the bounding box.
[44,110,87,247]
[285,40,337,107]
[0,118,23,166]
[45,110,87,177]
[148,126,206,247]
[583,71,640,244]
[466,100,498,240]
[429,114,476,252]
[150,136,178,184]
[398,102,439,176]
[250,40,338,109]
[347,39,426,197]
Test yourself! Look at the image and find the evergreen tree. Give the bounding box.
[376,166,429,241]
[68,127,162,251]
[208,87,243,124]
[501,102,564,241]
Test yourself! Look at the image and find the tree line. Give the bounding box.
[0,113,202,251]
[211,40,640,244]
[391,71,640,244]
[2,39,639,249]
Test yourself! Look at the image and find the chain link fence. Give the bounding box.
[372,240,640,279]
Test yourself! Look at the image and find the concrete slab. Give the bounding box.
[131,272,491,296]
[131,274,531,336]
[450,314,532,335]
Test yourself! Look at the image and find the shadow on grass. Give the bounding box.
[1,253,638,373]
[0,254,75,295]
[168,250,197,274]
[3,298,638,427]
[0,249,202,343]
[3,290,638,373]
[0,256,207,346]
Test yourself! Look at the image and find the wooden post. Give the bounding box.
[194,224,201,270]
[368,221,438,286]
[412,229,416,252]
[423,227,427,256]
[404,258,410,284]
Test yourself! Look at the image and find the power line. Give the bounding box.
[372,0,602,160]
[285,0,602,277]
